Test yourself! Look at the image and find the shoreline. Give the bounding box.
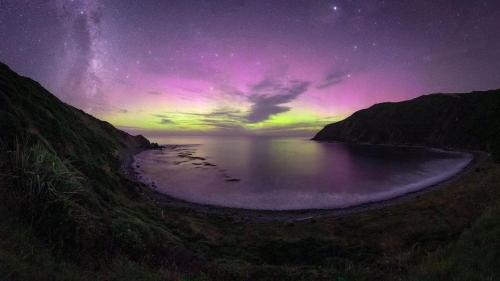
[124,144,489,222]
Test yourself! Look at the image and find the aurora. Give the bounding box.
[1,1,499,136]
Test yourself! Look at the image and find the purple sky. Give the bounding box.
[1,0,499,136]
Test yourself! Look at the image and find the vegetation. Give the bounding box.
[0,62,200,278]
[313,90,500,156]
[6,140,91,250]
[1,61,500,280]
[411,203,500,281]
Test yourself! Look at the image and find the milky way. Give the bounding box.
[1,0,500,135]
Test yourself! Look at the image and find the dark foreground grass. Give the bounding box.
[0,140,203,280]
[410,203,500,281]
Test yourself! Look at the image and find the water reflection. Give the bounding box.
[137,136,472,210]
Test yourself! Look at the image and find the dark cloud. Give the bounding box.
[215,84,246,98]
[159,118,174,125]
[193,108,245,130]
[197,119,244,130]
[152,113,169,118]
[204,108,243,119]
[316,71,348,89]
[152,114,174,125]
[156,108,242,119]
[249,78,281,92]
[153,108,244,129]
[246,79,310,123]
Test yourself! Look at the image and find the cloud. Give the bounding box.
[198,108,245,130]
[159,118,174,125]
[151,114,175,125]
[152,76,311,128]
[192,108,245,129]
[249,78,281,92]
[246,79,310,123]
[215,84,246,99]
[316,70,348,89]
[197,119,244,130]
[151,114,170,119]
[155,108,243,119]
[204,107,243,119]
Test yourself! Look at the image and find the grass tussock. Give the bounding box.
[9,141,83,205]
[0,137,202,278]
[2,139,100,253]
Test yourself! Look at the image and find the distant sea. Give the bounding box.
[134,136,472,210]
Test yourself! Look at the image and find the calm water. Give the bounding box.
[133,136,472,210]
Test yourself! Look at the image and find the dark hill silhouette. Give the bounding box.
[314,90,500,160]
[0,62,150,160]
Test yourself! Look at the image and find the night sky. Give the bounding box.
[1,0,499,135]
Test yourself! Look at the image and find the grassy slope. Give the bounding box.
[1,62,500,280]
[313,91,500,156]
[0,62,204,279]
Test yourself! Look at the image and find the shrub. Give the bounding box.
[4,140,100,251]
[9,142,83,205]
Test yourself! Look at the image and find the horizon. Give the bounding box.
[1,0,500,136]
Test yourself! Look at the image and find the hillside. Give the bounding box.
[313,90,500,159]
[0,62,205,279]
[0,63,150,160]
